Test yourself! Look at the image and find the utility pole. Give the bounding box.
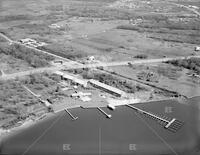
[63,5,69,33]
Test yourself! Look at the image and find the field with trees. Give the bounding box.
[117,17,200,44]
[69,68,147,93]
[0,79,40,129]
[167,58,200,73]
[0,73,67,129]
[0,43,54,68]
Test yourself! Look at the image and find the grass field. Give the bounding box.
[0,0,199,61]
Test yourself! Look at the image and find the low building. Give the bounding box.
[49,24,61,29]
[19,38,36,44]
[106,98,141,107]
[89,79,127,97]
[87,56,95,61]
[80,96,91,102]
[71,91,92,102]
[195,46,200,51]
[54,71,88,87]
[54,71,64,76]
[39,99,51,107]
[71,92,92,97]
[19,38,47,47]
[53,60,63,65]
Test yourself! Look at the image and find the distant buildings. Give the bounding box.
[188,5,199,10]
[48,24,61,29]
[129,18,143,25]
[53,60,63,65]
[19,38,47,48]
[87,56,95,61]
[195,46,200,51]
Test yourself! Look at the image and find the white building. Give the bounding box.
[54,71,64,76]
[87,56,95,61]
[195,46,200,51]
[71,91,92,102]
[19,38,36,44]
[71,92,92,97]
[54,71,88,87]
[106,98,141,107]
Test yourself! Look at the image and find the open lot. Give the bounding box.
[107,63,200,98]
[0,0,199,61]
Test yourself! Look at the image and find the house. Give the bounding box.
[19,38,47,47]
[71,91,92,102]
[53,60,63,65]
[71,92,92,97]
[87,56,95,61]
[19,38,36,44]
[195,46,200,51]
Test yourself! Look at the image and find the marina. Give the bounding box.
[0,97,199,155]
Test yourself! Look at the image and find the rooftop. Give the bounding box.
[89,79,127,97]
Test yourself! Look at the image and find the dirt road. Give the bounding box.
[0,33,13,43]
[171,2,200,17]
[1,32,200,80]
[152,1,200,17]
[0,55,197,80]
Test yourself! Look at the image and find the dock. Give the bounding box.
[126,104,184,132]
[97,107,112,119]
[64,108,78,120]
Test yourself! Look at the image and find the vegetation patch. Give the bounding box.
[117,17,200,44]
[166,58,200,73]
[39,44,88,60]
[0,43,54,68]
[0,79,40,129]
[134,54,148,59]
[70,69,147,93]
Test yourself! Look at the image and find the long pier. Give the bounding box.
[126,104,184,132]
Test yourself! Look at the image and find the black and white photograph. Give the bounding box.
[0,0,200,155]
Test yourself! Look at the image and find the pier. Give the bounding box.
[126,104,184,132]
[97,107,112,119]
[64,108,78,120]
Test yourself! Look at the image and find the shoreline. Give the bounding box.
[0,96,186,139]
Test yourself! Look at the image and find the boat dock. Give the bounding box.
[126,104,184,132]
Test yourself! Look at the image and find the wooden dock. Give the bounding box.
[126,104,184,133]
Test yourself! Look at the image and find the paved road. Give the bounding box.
[1,32,200,80]
[63,55,200,69]
[1,55,199,80]
[0,66,64,80]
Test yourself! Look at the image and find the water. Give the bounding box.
[0,97,200,155]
